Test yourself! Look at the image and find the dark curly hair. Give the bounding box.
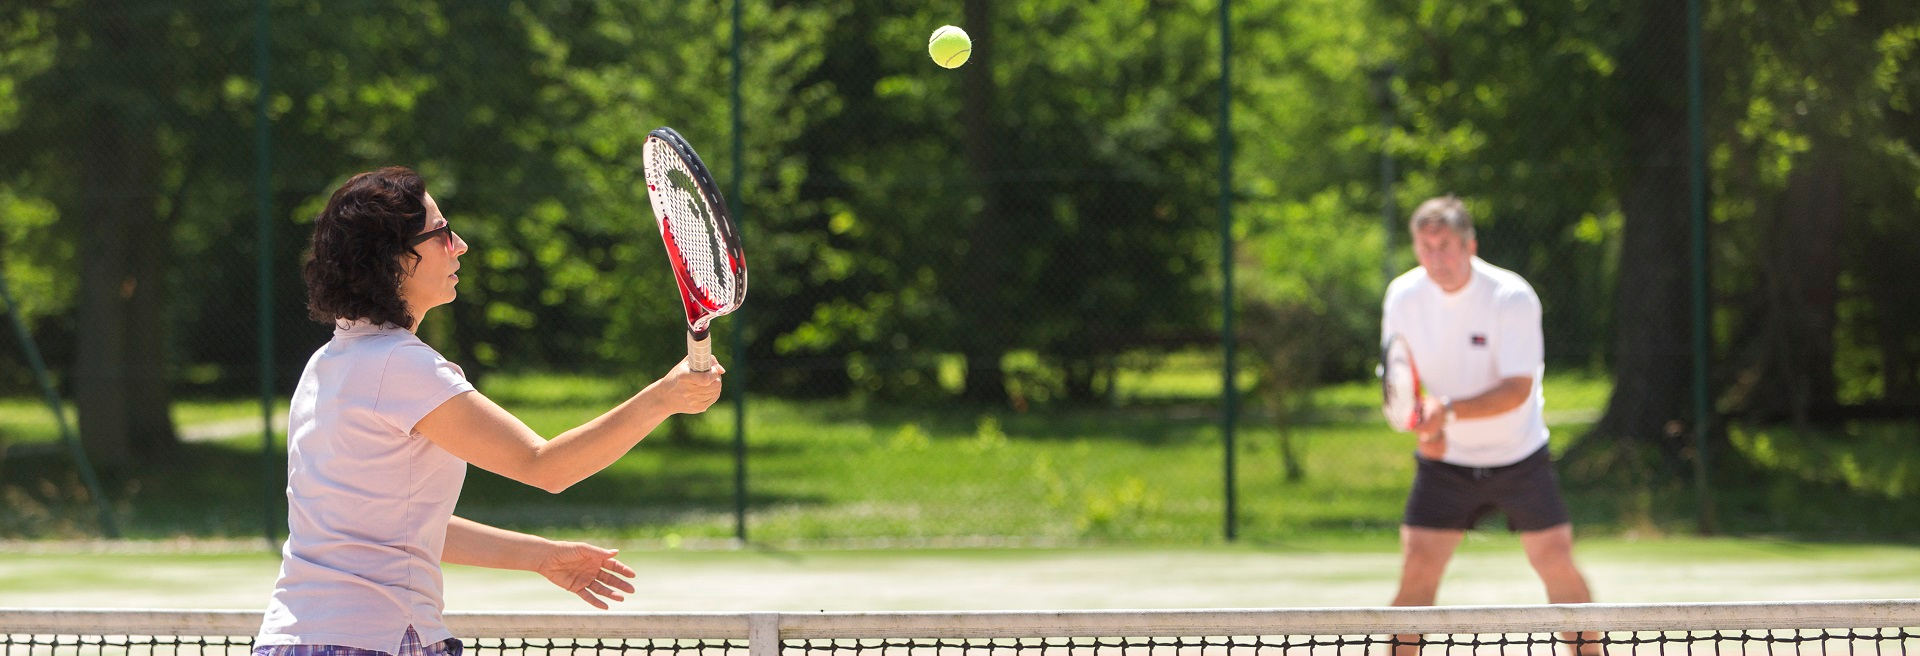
[303,166,431,329]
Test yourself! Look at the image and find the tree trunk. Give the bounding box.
[1859,0,1920,408]
[71,10,177,471]
[1869,232,1920,404]
[1720,145,1844,423]
[957,0,1008,404]
[1584,0,1694,461]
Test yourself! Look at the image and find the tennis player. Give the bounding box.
[1382,195,1599,656]
[255,167,724,656]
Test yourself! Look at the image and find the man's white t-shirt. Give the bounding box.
[257,320,475,653]
[1382,257,1547,468]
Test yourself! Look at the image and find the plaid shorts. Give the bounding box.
[254,627,462,656]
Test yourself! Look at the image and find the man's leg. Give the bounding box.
[1520,523,1601,655]
[1391,525,1465,656]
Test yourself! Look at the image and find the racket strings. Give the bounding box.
[1381,338,1421,431]
[646,149,740,307]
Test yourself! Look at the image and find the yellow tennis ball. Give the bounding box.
[928,25,971,69]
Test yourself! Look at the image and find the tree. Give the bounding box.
[2,2,216,468]
[1711,0,1920,423]
[953,0,1011,403]
[1587,0,1695,458]
[757,0,1227,404]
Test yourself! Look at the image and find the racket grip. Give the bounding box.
[686,330,715,372]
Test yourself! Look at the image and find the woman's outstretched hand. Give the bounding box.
[535,541,638,609]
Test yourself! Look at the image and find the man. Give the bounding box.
[1382,195,1599,656]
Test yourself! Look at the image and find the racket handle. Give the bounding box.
[686,330,715,372]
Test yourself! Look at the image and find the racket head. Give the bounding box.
[1380,334,1423,432]
[643,127,747,336]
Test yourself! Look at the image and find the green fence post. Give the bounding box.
[1217,0,1238,542]
[1371,65,1398,289]
[1686,0,1716,535]
[729,0,749,546]
[255,0,278,551]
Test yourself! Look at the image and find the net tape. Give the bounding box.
[5,601,1919,656]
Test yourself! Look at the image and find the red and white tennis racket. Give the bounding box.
[1379,333,1423,432]
[643,127,747,372]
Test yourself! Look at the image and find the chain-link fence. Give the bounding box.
[2,0,1917,545]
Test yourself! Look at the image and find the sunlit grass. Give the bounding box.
[171,398,289,428]
[5,366,1918,544]
[0,398,75,444]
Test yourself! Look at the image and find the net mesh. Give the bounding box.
[781,631,1920,655]
[0,636,745,656]
[4,602,1919,656]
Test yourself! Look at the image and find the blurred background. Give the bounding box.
[1,0,1916,548]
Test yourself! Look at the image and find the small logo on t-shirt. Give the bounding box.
[1470,333,1488,347]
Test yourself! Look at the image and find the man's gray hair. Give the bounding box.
[1409,194,1475,240]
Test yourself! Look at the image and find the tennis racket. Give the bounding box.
[643,127,747,372]
[1379,333,1423,432]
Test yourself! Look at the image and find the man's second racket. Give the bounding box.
[643,127,747,372]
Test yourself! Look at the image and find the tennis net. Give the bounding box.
[4,600,1919,656]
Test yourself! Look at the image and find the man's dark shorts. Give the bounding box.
[1403,444,1570,532]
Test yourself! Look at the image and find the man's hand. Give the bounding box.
[1416,430,1447,460]
[1413,396,1449,460]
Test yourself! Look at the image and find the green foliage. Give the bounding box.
[1731,421,1920,500]
[0,1,847,393]
[0,0,1896,396]
[1376,0,1631,366]
[737,0,1231,402]
[0,189,67,321]
[0,0,1915,497]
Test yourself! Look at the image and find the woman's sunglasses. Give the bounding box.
[407,224,455,254]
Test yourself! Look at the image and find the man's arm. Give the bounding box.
[1412,376,1532,435]
[1448,376,1534,419]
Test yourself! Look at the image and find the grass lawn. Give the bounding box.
[6,365,1920,619]
[2,367,1916,546]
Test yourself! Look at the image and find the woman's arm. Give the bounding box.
[414,359,723,493]
[442,515,637,609]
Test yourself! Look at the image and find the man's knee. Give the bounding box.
[1401,526,1464,568]
[1520,524,1578,569]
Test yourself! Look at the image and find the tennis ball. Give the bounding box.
[928,25,972,69]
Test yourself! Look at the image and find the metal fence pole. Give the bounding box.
[1686,0,1716,535]
[1217,0,1238,542]
[255,0,278,551]
[1371,65,1398,289]
[729,0,749,546]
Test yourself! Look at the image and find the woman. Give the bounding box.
[256,167,723,656]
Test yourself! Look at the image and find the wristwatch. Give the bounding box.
[1441,398,1457,425]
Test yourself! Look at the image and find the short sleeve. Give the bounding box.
[1381,272,1414,343]
[1381,293,1397,342]
[1495,285,1545,380]
[374,342,476,434]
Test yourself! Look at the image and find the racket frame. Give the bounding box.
[644,126,747,372]
[1380,333,1424,432]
